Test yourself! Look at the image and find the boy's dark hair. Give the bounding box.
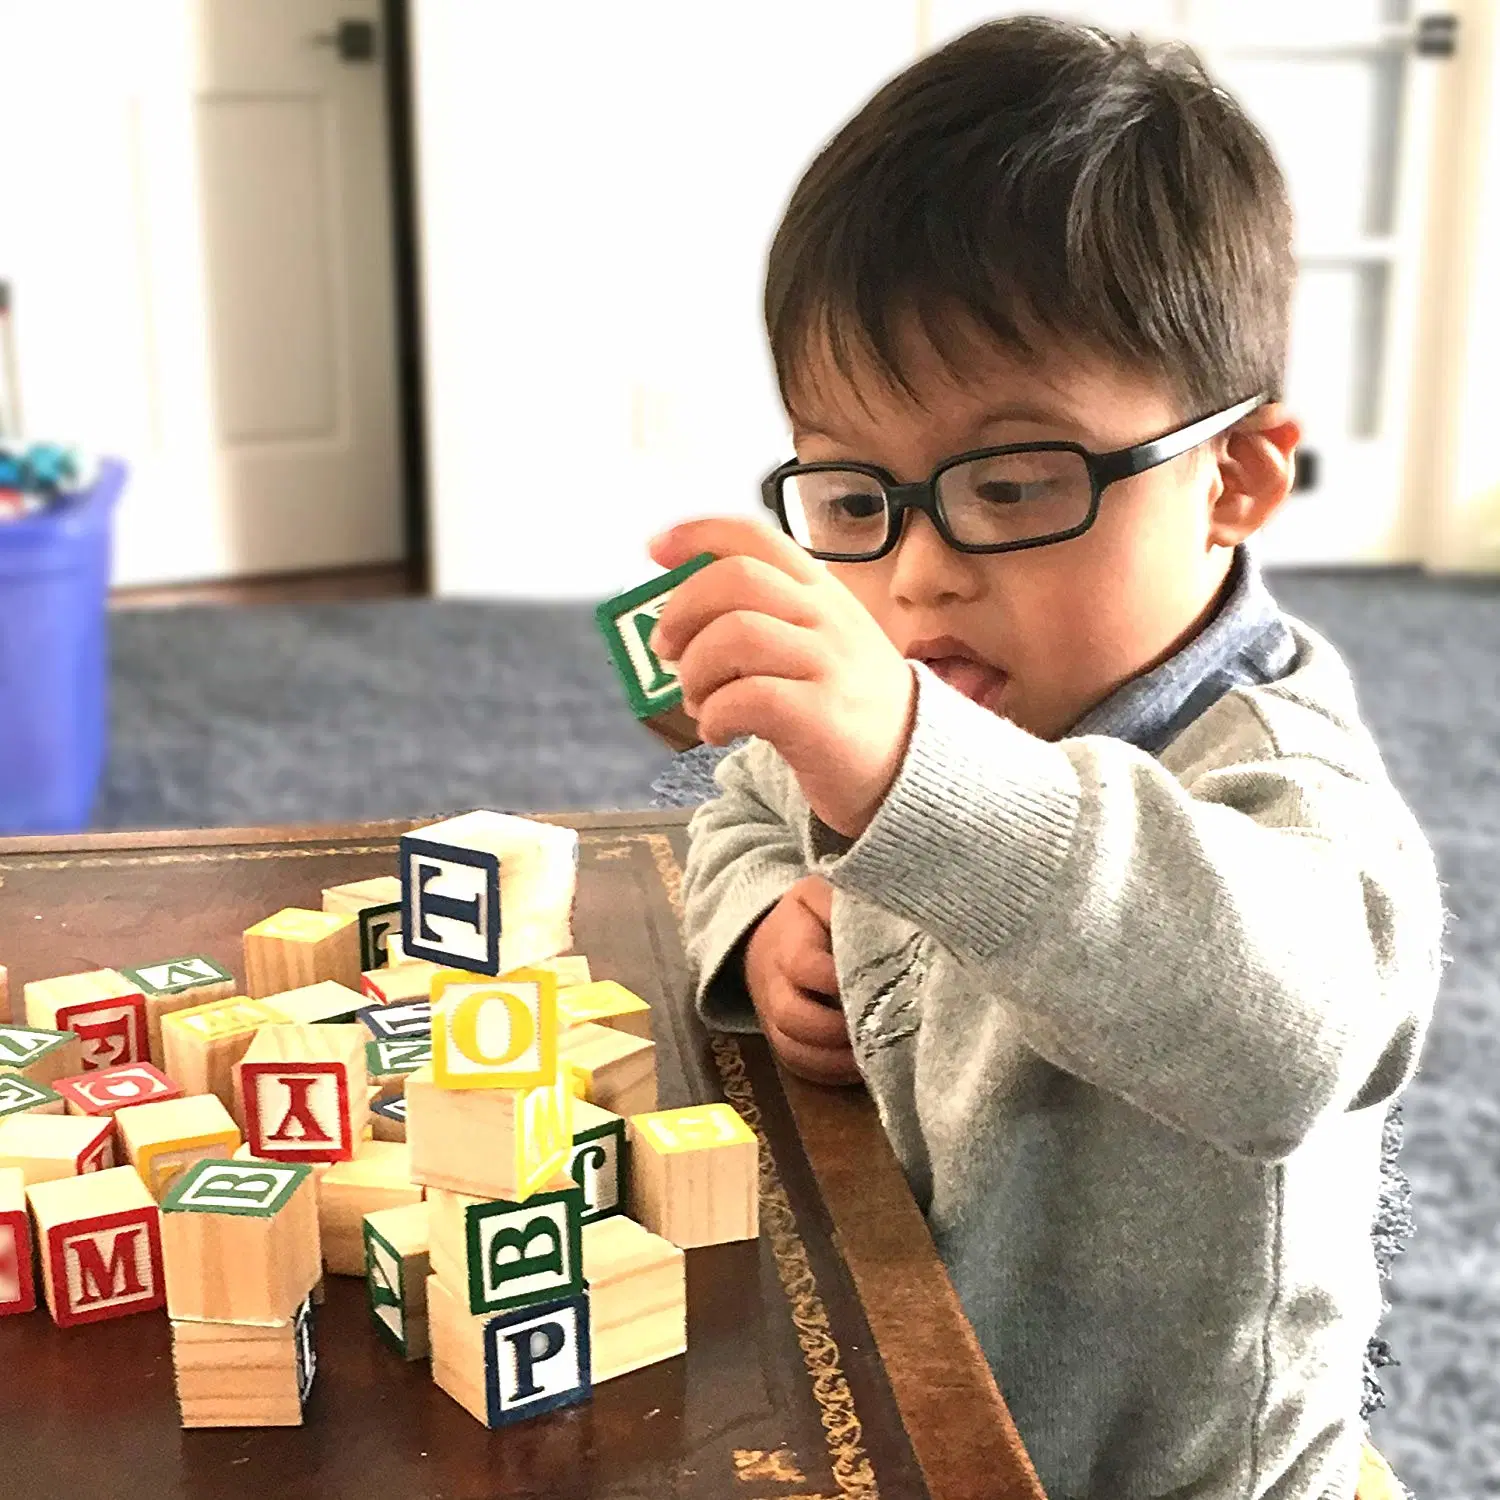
[765,15,1296,427]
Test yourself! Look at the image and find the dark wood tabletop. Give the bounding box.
[0,812,1045,1500]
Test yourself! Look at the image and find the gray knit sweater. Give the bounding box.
[660,547,1445,1500]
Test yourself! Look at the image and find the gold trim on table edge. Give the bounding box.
[643,831,880,1500]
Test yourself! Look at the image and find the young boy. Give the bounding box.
[643,16,1445,1500]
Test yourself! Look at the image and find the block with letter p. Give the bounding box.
[24,969,148,1072]
[239,1024,369,1164]
[399,810,579,977]
[431,969,558,1090]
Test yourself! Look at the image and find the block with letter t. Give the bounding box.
[399,810,579,977]
[0,1167,37,1316]
[25,1164,166,1327]
[238,1024,369,1164]
[24,968,148,1071]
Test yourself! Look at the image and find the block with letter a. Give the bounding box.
[431,968,558,1091]
[0,1167,37,1315]
[24,969,148,1071]
[238,1024,369,1164]
[399,810,579,978]
[364,1199,430,1360]
[53,1063,182,1119]
[26,1164,166,1327]
[118,955,237,1069]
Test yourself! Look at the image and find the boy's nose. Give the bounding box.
[888,507,980,604]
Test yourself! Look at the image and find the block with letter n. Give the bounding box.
[118,955,237,1069]
[25,1164,166,1327]
[322,876,404,972]
[399,810,579,978]
[238,1024,369,1164]
[24,969,148,1072]
[364,1199,430,1360]
[431,968,558,1091]
[595,552,713,751]
[568,1098,627,1225]
[318,1140,421,1276]
[0,1073,65,1123]
[0,1166,37,1316]
[160,1156,320,1324]
[427,1175,583,1317]
[0,1023,82,1088]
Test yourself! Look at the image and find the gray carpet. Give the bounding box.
[97,570,1498,1498]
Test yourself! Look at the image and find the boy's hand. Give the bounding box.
[647,517,916,841]
[743,874,860,1087]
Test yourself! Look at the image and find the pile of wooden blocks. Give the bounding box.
[0,808,760,1434]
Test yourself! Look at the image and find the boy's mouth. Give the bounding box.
[904,636,1009,709]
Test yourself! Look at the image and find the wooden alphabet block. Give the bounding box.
[428,1274,591,1429]
[26,1164,165,1326]
[117,1093,242,1202]
[530,955,591,989]
[399,810,579,978]
[581,1214,686,1382]
[172,1293,315,1427]
[426,1175,583,1317]
[595,554,714,750]
[160,1156,321,1323]
[261,979,364,1027]
[366,1037,432,1100]
[557,979,652,1041]
[54,1063,181,1119]
[238,1024,369,1164]
[627,1103,758,1248]
[0,1023,82,1088]
[431,968,558,1091]
[360,961,439,1006]
[357,999,432,1040]
[558,1022,657,1118]
[407,1061,572,1202]
[317,1139,421,1275]
[160,996,289,1124]
[0,1112,114,1184]
[118,956,238,1069]
[24,969,148,1071]
[0,1074,65,1122]
[384,935,411,966]
[370,1095,407,1142]
[0,1166,36,1315]
[568,1098,627,1225]
[322,876,404,970]
[363,1199,430,1359]
[244,909,361,998]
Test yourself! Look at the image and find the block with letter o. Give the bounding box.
[432,970,558,1091]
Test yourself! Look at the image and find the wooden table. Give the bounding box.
[0,811,1044,1500]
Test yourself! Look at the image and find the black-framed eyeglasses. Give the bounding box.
[761,392,1268,561]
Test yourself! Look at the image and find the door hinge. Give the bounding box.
[1414,13,1458,58]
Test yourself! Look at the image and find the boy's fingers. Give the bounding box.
[763,1016,862,1088]
[780,941,838,999]
[648,517,824,591]
[793,875,833,928]
[652,553,817,664]
[766,977,850,1050]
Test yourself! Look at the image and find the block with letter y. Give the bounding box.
[238,1024,370,1164]
[25,1165,166,1327]
[399,810,579,977]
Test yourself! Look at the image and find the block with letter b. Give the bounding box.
[244,909,361,998]
[0,1023,82,1088]
[399,810,579,978]
[118,956,237,1069]
[238,1023,369,1164]
[160,1155,321,1323]
[627,1102,758,1249]
[364,1199,430,1360]
[26,1164,166,1327]
[322,876,404,971]
[24,969,148,1071]
[0,1167,36,1315]
[117,1093,242,1202]
[0,1074,65,1122]
[431,968,558,1090]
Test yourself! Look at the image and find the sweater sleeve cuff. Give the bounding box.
[688,863,800,1035]
[807,660,1082,955]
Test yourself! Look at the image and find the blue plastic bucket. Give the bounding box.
[0,458,126,834]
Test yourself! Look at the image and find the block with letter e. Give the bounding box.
[26,1164,165,1326]
[0,1073,65,1123]
[0,1166,36,1315]
[118,956,237,1069]
[431,968,558,1090]
[399,810,579,977]
[24,969,148,1071]
[358,999,432,1041]
[160,1155,321,1323]
[363,1199,430,1359]
[407,1061,572,1201]
[0,1112,114,1185]
[427,1175,583,1317]
[238,1024,369,1164]
[323,876,404,971]
[0,1023,82,1088]
[244,909,361,999]
[627,1102,758,1249]
[117,1093,242,1202]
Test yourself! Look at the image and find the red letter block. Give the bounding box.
[54,1063,182,1119]
[24,970,149,1071]
[238,1025,369,1164]
[0,1167,36,1316]
[26,1165,166,1326]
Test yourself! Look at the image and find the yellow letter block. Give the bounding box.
[627,1103,758,1249]
[556,979,651,1041]
[160,997,289,1126]
[117,1094,243,1202]
[244,909,361,999]
[431,969,558,1091]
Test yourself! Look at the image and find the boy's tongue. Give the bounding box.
[926,655,1006,703]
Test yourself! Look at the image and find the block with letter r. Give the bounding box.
[462,1178,583,1316]
[483,1290,591,1427]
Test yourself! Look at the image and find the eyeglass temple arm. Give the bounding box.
[1096,393,1268,484]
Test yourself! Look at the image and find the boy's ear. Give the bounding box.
[1205,403,1303,547]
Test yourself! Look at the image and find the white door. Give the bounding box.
[192,0,404,575]
[922,0,1450,566]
